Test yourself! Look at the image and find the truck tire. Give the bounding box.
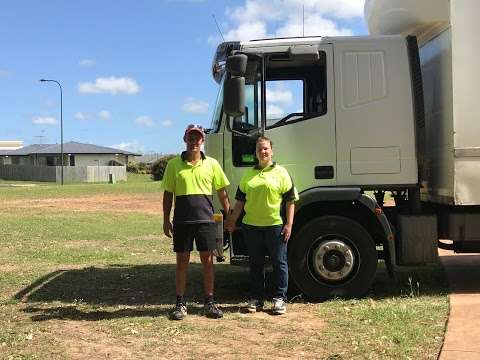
[289,215,377,300]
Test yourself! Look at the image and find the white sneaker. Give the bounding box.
[247,299,264,313]
[272,298,286,315]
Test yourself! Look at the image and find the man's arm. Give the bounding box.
[163,191,174,238]
[216,188,230,214]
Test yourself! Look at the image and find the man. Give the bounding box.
[162,124,230,320]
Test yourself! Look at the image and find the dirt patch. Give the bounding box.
[38,304,325,360]
[49,322,138,360]
[0,264,21,272]
[4,194,163,215]
[190,306,326,359]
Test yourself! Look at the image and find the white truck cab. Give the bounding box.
[205,0,480,300]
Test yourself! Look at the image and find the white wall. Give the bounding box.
[2,157,12,165]
[68,154,125,166]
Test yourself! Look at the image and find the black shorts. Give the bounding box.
[172,222,216,253]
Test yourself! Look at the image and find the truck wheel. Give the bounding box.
[289,215,377,300]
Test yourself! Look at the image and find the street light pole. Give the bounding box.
[40,79,64,185]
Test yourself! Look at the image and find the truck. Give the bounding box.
[204,0,480,300]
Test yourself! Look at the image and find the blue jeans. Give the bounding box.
[242,224,288,301]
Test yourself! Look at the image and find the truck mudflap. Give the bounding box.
[357,193,397,274]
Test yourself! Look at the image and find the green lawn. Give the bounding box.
[0,173,160,200]
[0,175,449,359]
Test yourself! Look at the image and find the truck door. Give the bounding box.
[263,44,336,191]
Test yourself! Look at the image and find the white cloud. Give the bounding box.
[214,0,361,43]
[111,141,145,154]
[267,104,285,117]
[79,59,96,67]
[98,110,112,120]
[0,69,10,78]
[266,87,293,105]
[78,77,141,95]
[222,20,268,44]
[182,97,209,114]
[135,116,155,127]
[162,120,174,127]
[276,13,354,37]
[74,112,90,121]
[32,116,58,125]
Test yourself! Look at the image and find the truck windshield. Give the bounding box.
[209,75,224,133]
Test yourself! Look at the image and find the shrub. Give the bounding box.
[151,154,177,181]
[127,162,140,173]
[138,162,148,172]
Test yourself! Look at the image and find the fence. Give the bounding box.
[0,165,127,183]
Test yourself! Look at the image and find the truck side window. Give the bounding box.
[266,80,304,127]
[232,81,260,167]
[265,51,327,129]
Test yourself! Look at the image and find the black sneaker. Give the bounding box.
[170,303,187,320]
[204,301,223,319]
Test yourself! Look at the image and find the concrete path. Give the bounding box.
[438,249,480,360]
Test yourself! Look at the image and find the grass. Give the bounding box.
[0,173,160,200]
[0,175,449,359]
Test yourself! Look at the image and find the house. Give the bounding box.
[0,141,141,183]
[0,141,140,167]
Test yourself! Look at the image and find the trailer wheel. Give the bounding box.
[289,216,377,300]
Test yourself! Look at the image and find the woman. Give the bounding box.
[225,136,297,314]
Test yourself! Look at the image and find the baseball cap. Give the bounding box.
[183,124,205,141]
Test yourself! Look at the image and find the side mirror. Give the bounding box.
[226,54,248,76]
[224,77,245,117]
[223,54,247,117]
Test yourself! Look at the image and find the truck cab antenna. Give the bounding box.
[303,4,305,37]
[212,14,225,42]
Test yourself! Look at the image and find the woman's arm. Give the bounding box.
[225,200,245,233]
[281,201,295,242]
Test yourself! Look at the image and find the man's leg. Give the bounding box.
[171,224,193,320]
[199,251,223,318]
[176,252,191,297]
[196,223,223,318]
[199,251,214,297]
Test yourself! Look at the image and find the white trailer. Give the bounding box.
[366,0,480,251]
[204,1,480,300]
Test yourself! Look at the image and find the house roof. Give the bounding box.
[5,144,54,155]
[0,141,141,156]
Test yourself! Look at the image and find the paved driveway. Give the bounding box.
[439,249,480,359]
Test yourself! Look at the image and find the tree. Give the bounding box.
[151,154,177,181]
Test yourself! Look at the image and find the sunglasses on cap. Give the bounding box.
[184,124,205,140]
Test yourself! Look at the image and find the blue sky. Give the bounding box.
[0,0,367,154]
